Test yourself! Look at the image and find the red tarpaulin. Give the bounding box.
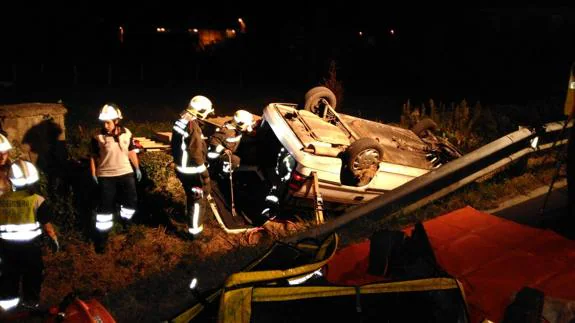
[325,206,575,323]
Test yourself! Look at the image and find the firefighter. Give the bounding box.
[171,95,214,238]
[90,103,141,253]
[0,133,13,196]
[0,160,59,312]
[207,109,255,177]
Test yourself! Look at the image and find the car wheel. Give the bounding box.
[344,138,384,184]
[411,118,439,138]
[303,86,337,114]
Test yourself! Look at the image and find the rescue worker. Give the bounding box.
[90,103,141,253]
[0,133,13,196]
[0,160,59,312]
[207,109,255,177]
[171,95,214,238]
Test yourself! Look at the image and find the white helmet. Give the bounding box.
[232,109,255,132]
[98,103,123,121]
[185,95,214,120]
[0,133,12,153]
[9,160,39,188]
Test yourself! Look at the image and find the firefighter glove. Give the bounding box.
[92,175,98,184]
[135,168,142,182]
[50,237,60,253]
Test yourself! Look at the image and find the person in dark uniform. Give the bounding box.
[207,109,255,177]
[0,160,59,312]
[171,95,214,238]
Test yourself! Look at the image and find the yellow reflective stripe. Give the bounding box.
[0,227,42,241]
[224,234,338,288]
[96,213,113,222]
[250,278,461,303]
[176,164,207,174]
[252,286,353,302]
[220,287,252,323]
[96,222,113,231]
[0,222,40,232]
[0,297,20,311]
[120,206,135,220]
[96,213,114,231]
[360,278,460,294]
[225,135,242,143]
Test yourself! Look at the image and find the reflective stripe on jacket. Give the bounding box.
[171,118,208,174]
[0,191,44,241]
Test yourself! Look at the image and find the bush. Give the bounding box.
[137,151,186,226]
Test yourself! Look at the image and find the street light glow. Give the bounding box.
[238,18,246,33]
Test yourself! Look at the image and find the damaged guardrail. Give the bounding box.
[285,119,572,243]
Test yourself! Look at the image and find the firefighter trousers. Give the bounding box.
[176,170,211,235]
[0,239,44,304]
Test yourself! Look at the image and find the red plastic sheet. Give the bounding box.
[325,206,575,323]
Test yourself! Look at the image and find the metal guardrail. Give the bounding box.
[285,119,572,243]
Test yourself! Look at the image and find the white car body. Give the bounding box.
[258,102,455,206]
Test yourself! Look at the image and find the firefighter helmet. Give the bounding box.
[0,133,12,153]
[232,109,255,132]
[98,103,123,121]
[9,160,39,188]
[184,95,214,120]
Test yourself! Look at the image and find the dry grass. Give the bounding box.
[39,203,315,315]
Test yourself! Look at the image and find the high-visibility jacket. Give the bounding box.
[171,118,208,175]
[0,191,44,242]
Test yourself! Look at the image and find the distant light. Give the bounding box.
[119,26,124,44]
[390,29,395,35]
[570,81,575,89]
[156,27,166,33]
[238,18,244,24]
[189,278,198,290]
[359,31,363,36]
[193,28,198,33]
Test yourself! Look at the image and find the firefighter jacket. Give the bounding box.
[171,118,208,175]
[0,191,49,242]
[207,122,242,160]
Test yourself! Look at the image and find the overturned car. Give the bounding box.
[242,87,462,215]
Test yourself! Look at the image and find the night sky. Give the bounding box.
[2,5,575,106]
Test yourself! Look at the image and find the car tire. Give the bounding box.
[303,86,337,114]
[343,138,384,185]
[411,118,439,138]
